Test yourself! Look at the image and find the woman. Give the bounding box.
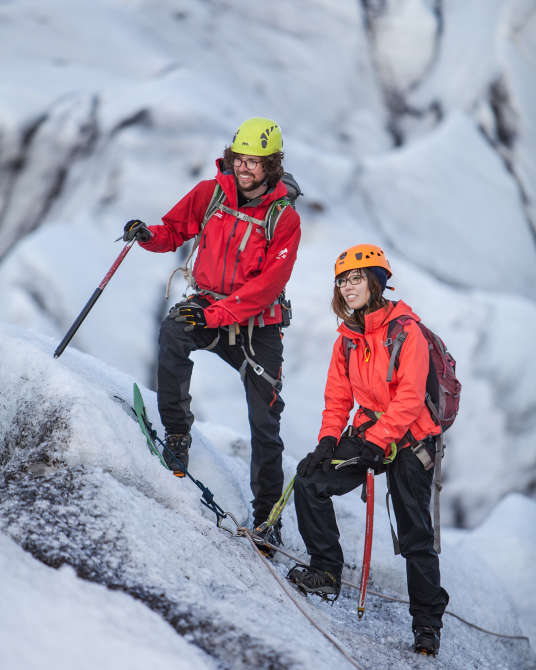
[289,244,449,656]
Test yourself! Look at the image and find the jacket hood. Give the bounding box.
[214,158,288,210]
[337,300,421,340]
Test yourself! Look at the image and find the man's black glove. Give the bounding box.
[169,303,207,332]
[123,219,153,243]
[297,436,337,478]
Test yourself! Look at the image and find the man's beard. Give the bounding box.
[235,172,267,195]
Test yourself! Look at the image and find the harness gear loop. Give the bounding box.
[238,331,283,392]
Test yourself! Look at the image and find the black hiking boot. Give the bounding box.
[163,433,191,476]
[253,520,282,559]
[413,625,441,656]
[287,564,341,601]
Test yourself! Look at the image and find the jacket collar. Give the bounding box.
[337,300,420,339]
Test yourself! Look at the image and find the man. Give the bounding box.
[123,118,301,554]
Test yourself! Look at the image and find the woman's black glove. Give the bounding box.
[336,434,385,472]
[297,436,337,477]
[123,219,153,242]
[358,440,385,472]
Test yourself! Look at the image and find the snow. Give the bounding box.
[0,534,215,670]
[1,0,536,668]
[0,323,534,669]
[359,111,536,296]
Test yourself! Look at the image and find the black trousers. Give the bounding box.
[157,313,285,526]
[293,441,449,628]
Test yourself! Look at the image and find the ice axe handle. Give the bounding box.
[53,240,134,358]
[357,467,375,619]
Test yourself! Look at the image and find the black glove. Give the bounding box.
[169,303,207,332]
[297,436,337,478]
[123,219,153,243]
[359,440,385,472]
[336,435,385,473]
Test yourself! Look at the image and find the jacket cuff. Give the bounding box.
[203,306,223,329]
[204,303,239,328]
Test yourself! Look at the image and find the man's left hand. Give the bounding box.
[169,304,207,331]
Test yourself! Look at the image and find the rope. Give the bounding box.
[254,539,530,644]
[234,525,366,670]
[129,397,529,648]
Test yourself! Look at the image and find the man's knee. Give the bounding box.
[160,315,188,342]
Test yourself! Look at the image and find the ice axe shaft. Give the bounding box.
[53,240,135,358]
[358,467,375,618]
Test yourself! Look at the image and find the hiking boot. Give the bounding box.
[163,433,191,476]
[413,625,441,656]
[287,564,341,601]
[253,520,282,559]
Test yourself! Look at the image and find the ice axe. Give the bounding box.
[357,467,375,618]
[53,240,135,358]
[334,459,376,617]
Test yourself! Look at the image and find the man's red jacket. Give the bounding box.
[140,160,301,329]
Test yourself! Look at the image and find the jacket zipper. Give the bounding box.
[229,247,241,294]
[221,218,238,294]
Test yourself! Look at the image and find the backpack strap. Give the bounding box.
[385,315,414,382]
[342,336,357,373]
[217,203,266,253]
[264,197,291,242]
[202,183,226,228]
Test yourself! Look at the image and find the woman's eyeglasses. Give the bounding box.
[335,272,366,288]
[233,157,263,170]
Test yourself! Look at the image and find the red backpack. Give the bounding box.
[386,316,461,431]
[343,315,461,432]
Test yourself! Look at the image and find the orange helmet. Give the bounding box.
[334,244,392,278]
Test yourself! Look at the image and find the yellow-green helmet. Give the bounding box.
[231,117,283,156]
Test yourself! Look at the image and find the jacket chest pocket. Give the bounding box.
[232,220,267,277]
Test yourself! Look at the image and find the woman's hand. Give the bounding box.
[297,436,337,477]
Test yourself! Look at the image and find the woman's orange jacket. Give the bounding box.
[319,300,440,454]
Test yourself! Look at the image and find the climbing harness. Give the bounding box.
[164,179,295,354]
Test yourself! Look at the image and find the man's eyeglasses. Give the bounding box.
[335,272,366,288]
[233,157,263,170]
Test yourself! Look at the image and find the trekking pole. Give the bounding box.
[53,240,135,358]
[357,467,375,619]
